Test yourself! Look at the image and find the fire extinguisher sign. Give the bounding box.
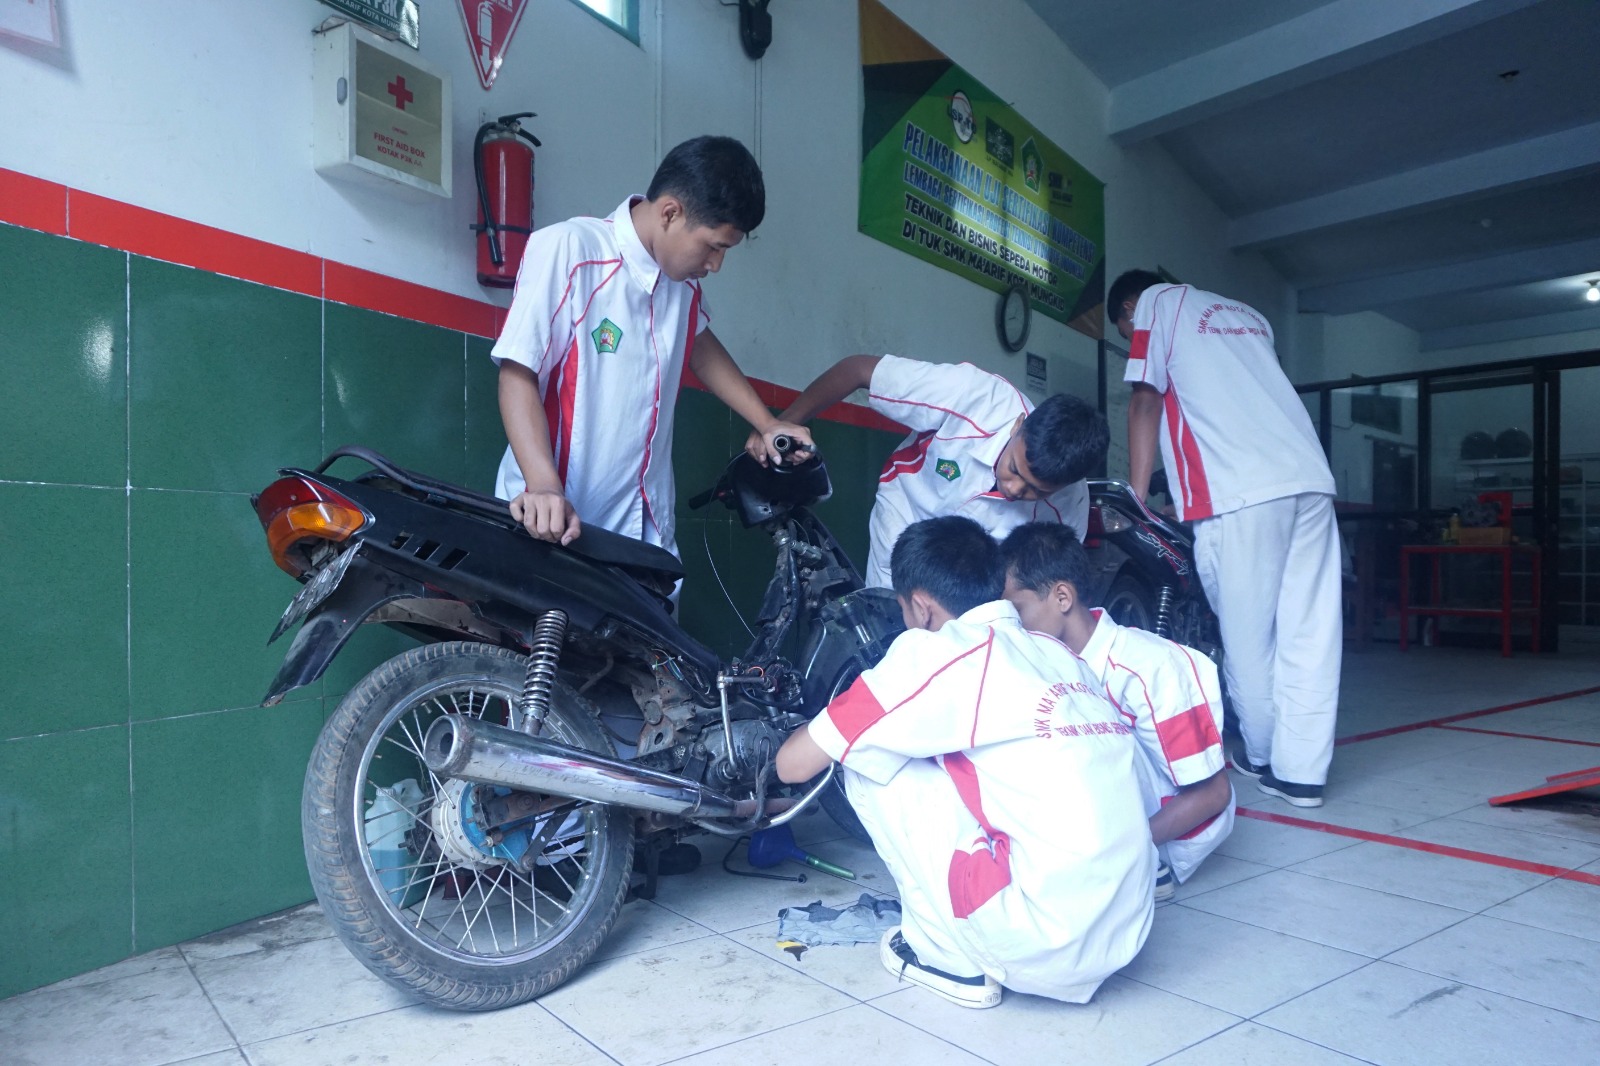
[456,0,530,90]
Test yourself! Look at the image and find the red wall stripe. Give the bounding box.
[0,167,68,235]
[70,189,324,299]
[1236,806,1600,887]
[0,164,900,430]
[324,260,496,338]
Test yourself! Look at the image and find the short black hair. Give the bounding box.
[890,516,1004,618]
[646,136,765,234]
[1107,269,1166,326]
[1021,393,1108,486]
[999,522,1093,599]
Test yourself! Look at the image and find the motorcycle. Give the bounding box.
[252,443,901,1011]
[1080,477,1232,725]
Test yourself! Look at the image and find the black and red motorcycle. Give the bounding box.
[253,444,900,1011]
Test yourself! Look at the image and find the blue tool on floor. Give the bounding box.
[747,824,856,879]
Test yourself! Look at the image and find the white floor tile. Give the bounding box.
[1178,869,1470,957]
[32,945,189,993]
[1236,793,1436,834]
[1168,854,1275,902]
[873,974,1237,1066]
[592,898,715,961]
[1120,906,1367,1017]
[786,810,854,848]
[669,1002,990,1065]
[1397,814,1600,869]
[1386,914,1600,1021]
[1484,875,1600,943]
[724,917,904,1001]
[1445,799,1600,846]
[1289,839,1551,911]
[1258,960,1600,1066]
[165,1053,250,1066]
[190,933,414,1044]
[1212,815,1359,868]
[537,936,853,1066]
[1366,757,1549,799]
[1425,735,1600,779]
[648,847,880,933]
[0,964,234,1066]
[803,835,900,897]
[1153,1021,1371,1066]
[178,901,333,964]
[243,1001,610,1066]
[1302,775,1481,819]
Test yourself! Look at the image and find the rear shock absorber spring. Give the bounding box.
[1154,586,1175,639]
[519,609,568,734]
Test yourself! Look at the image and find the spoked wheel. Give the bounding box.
[303,641,632,1011]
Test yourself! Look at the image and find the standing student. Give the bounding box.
[1109,270,1340,807]
[756,354,1106,588]
[1000,522,1234,897]
[776,517,1153,1009]
[491,135,811,555]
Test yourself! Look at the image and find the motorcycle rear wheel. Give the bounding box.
[303,641,632,1011]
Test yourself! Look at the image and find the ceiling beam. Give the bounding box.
[1421,307,1600,351]
[1230,122,1600,250]
[1297,236,1600,314]
[1108,0,1540,145]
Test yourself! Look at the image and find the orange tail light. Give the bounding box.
[255,476,370,576]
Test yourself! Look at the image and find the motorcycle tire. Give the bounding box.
[303,641,633,1011]
[815,660,875,847]
[1102,573,1158,633]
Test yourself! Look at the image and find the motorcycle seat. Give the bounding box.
[319,446,686,581]
[562,524,685,580]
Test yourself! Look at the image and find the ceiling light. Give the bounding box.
[1588,281,1600,303]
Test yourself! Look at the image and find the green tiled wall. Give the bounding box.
[0,221,896,997]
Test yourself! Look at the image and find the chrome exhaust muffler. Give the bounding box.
[423,715,744,819]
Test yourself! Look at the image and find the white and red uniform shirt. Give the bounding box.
[865,355,1090,588]
[809,600,1154,1002]
[1123,285,1333,522]
[492,196,709,556]
[1077,608,1234,883]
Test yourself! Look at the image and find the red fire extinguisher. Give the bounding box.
[473,112,541,288]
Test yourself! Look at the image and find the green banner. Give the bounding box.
[320,0,420,49]
[858,0,1105,339]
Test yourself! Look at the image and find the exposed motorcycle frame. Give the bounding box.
[252,445,901,1010]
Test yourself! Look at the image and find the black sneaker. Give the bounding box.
[879,927,1001,1008]
[1232,750,1269,780]
[1258,772,1324,808]
[1154,862,1176,903]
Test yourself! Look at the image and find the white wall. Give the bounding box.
[1290,310,1421,384]
[0,0,1293,394]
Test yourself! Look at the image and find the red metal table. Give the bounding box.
[1398,544,1541,657]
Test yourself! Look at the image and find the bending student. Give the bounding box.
[776,516,1153,1009]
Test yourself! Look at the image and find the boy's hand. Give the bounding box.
[510,489,581,546]
[743,422,815,467]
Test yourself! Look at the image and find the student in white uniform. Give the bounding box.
[492,136,811,555]
[1000,522,1234,897]
[776,517,1153,1009]
[1109,270,1340,807]
[749,354,1106,588]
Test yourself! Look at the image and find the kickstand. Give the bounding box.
[630,843,661,902]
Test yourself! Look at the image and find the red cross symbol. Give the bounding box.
[387,75,414,111]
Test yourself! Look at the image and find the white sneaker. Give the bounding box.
[879,927,1001,1008]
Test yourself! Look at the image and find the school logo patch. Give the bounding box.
[591,318,623,353]
[935,459,961,482]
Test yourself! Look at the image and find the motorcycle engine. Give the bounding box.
[700,718,788,787]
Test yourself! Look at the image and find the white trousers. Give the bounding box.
[1193,493,1342,785]
[844,762,986,979]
